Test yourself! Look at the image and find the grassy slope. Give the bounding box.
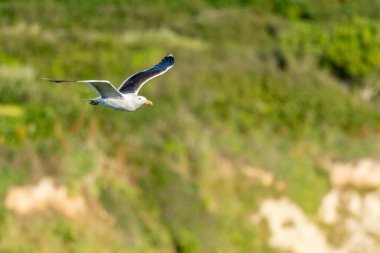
[1,1,380,252]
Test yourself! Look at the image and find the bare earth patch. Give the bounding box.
[325,158,380,189]
[4,177,87,218]
[257,198,336,253]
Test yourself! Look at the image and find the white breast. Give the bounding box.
[99,94,138,111]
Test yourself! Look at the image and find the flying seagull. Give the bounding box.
[44,54,174,111]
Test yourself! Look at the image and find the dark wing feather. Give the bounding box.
[44,78,123,98]
[118,54,174,94]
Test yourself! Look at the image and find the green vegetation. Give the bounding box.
[1,0,380,252]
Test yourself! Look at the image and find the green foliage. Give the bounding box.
[321,19,380,81]
[280,18,380,85]
[1,1,380,253]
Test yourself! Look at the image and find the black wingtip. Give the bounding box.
[42,78,79,83]
[42,78,57,83]
[164,54,175,65]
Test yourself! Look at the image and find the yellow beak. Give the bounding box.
[145,100,153,106]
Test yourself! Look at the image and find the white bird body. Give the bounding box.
[44,54,174,111]
[89,93,148,111]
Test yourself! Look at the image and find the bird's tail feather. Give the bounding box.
[81,98,98,105]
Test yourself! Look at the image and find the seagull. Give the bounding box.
[44,54,174,111]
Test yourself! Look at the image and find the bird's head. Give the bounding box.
[135,96,153,107]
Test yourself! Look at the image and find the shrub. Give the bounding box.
[321,19,380,81]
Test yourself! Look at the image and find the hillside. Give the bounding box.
[1,1,380,252]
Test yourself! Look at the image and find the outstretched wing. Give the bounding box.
[118,54,174,94]
[44,79,123,98]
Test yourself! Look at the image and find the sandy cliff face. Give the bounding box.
[256,158,380,253]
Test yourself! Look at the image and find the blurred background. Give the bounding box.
[2,0,380,252]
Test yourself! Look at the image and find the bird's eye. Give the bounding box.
[139,98,141,100]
